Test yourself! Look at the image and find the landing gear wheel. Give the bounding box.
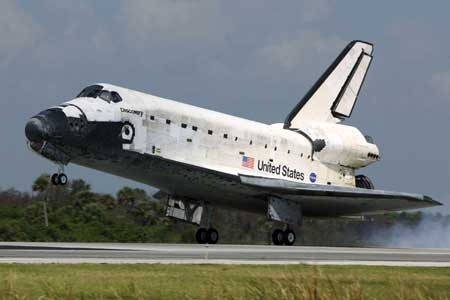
[272,229,285,246]
[58,173,68,186]
[284,229,296,246]
[207,228,219,244]
[51,173,59,185]
[196,228,208,244]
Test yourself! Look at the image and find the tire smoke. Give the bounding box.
[369,213,450,248]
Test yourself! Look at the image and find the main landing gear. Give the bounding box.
[51,165,68,186]
[272,227,296,246]
[195,205,219,244]
[195,227,219,244]
[164,197,218,244]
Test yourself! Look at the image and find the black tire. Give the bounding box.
[284,229,296,246]
[355,175,374,189]
[272,229,284,245]
[58,173,68,186]
[195,228,208,244]
[51,173,59,185]
[207,228,219,244]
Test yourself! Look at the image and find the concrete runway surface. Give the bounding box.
[0,242,449,266]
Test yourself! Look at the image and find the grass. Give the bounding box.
[0,264,448,300]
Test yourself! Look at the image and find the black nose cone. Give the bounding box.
[25,117,47,143]
[25,108,69,143]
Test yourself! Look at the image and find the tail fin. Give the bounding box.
[284,40,373,128]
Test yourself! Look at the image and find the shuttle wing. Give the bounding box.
[240,175,441,217]
[284,40,373,127]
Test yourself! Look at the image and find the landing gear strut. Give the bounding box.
[272,227,296,246]
[51,165,68,186]
[164,196,219,244]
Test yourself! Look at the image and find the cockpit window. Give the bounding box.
[99,90,123,103]
[111,91,122,103]
[364,135,374,144]
[99,91,112,103]
[76,85,103,98]
[76,85,123,103]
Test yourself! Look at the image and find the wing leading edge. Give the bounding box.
[240,174,441,217]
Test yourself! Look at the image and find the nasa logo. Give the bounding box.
[309,172,317,183]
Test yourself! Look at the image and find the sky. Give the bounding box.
[1,0,449,211]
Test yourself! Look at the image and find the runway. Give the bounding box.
[0,243,449,266]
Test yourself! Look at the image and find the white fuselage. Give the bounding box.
[62,84,379,188]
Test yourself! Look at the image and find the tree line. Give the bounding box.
[0,173,446,246]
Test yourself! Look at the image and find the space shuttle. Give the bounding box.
[25,40,441,246]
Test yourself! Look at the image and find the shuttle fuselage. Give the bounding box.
[25,41,440,245]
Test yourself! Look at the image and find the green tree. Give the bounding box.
[32,173,51,227]
[70,179,91,195]
[117,187,148,209]
[32,174,50,193]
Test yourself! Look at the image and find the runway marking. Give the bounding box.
[0,243,448,267]
[1,243,449,254]
[0,258,448,267]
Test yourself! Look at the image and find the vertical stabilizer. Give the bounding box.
[284,40,373,128]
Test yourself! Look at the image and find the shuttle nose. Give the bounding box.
[25,109,68,143]
[25,117,47,143]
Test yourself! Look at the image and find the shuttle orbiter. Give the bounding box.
[25,41,441,245]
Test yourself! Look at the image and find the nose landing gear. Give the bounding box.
[51,165,68,186]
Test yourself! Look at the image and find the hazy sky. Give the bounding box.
[1,0,449,211]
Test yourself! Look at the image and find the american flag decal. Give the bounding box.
[242,156,254,169]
